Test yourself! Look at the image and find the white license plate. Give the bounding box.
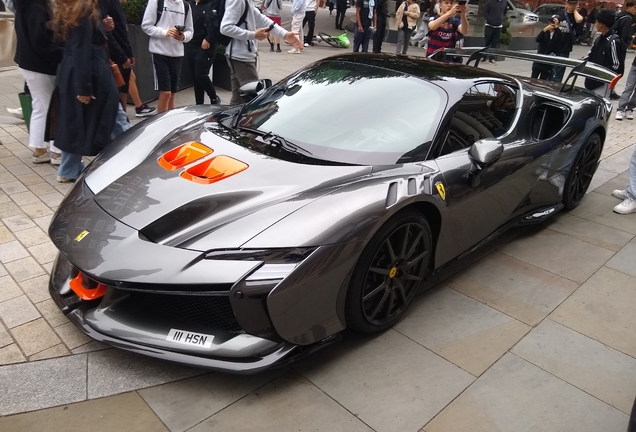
[166,328,214,349]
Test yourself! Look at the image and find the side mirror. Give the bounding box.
[238,79,273,103]
[468,138,503,168]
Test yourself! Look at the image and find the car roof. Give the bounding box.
[318,53,512,84]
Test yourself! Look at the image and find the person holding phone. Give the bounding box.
[484,0,508,64]
[142,0,194,113]
[426,0,468,58]
[532,15,564,79]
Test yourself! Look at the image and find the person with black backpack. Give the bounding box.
[186,0,221,105]
[142,0,194,113]
[551,0,583,82]
[220,0,302,104]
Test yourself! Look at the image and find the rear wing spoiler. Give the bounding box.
[428,47,621,97]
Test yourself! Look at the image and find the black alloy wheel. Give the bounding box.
[346,210,432,333]
[563,133,602,209]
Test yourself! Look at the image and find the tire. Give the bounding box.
[319,32,340,48]
[563,132,602,210]
[345,210,432,333]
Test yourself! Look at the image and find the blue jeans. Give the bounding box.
[57,104,131,179]
[628,147,636,199]
[549,53,570,83]
[353,27,371,52]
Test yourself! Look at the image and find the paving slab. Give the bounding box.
[0,294,40,328]
[9,318,61,357]
[139,371,283,432]
[189,372,374,432]
[0,392,169,432]
[395,285,530,375]
[499,227,615,284]
[546,212,634,252]
[296,329,474,432]
[513,319,636,414]
[605,242,636,278]
[551,266,636,359]
[445,251,579,325]
[594,170,630,198]
[570,191,636,235]
[0,274,22,303]
[0,354,87,416]
[423,353,628,432]
[87,348,203,399]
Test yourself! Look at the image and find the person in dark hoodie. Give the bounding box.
[13,0,63,165]
[484,0,507,64]
[186,0,220,105]
[612,0,636,64]
[583,9,625,92]
[532,15,564,79]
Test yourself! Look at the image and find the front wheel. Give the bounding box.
[563,132,602,209]
[345,210,432,333]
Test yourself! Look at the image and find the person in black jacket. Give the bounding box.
[532,15,564,79]
[484,0,508,64]
[50,0,128,182]
[186,0,220,105]
[13,0,63,165]
[613,0,636,47]
[584,9,624,91]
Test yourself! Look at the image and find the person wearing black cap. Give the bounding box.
[583,9,625,91]
[551,0,583,82]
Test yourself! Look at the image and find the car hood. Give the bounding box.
[84,121,371,250]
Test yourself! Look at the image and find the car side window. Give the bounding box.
[438,83,518,157]
[535,6,545,14]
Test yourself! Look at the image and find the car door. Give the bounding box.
[431,81,556,265]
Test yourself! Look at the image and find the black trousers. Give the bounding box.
[373,16,386,53]
[484,26,501,61]
[186,43,217,105]
[303,10,316,44]
[335,2,347,29]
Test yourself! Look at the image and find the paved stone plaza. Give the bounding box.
[0,10,635,431]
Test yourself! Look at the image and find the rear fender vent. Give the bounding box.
[386,182,398,207]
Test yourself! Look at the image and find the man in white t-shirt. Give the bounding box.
[141,0,194,113]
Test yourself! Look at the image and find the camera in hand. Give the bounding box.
[175,25,186,32]
[457,0,467,5]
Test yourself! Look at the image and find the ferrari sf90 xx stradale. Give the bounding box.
[48,50,617,373]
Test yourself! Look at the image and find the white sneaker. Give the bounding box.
[613,197,636,214]
[615,110,624,120]
[626,110,634,120]
[32,152,51,164]
[303,43,310,47]
[612,189,630,200]
[50,153,61,166]
[287,48,301,54]
[6,107,23,119]
[56,176,75,183]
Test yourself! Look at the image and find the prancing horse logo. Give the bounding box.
[435,181,446,201]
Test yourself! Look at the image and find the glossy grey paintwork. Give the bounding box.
[47,55,610,372]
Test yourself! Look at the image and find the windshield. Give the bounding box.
[236,61,447,165]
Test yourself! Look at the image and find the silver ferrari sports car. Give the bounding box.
[48,50,617,373]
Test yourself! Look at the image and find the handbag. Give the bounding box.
[109,61,125,87]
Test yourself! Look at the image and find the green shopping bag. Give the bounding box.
[18,92,32,132]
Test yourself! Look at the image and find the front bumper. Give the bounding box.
[49,253,312,374]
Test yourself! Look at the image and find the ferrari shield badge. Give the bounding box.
[75,230,89,242]
[435,181,446,201]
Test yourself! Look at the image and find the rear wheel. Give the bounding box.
[346,210,432,333]
[563,133,602,209]
[319,32,340,48]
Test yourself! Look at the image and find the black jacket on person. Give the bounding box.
[585,30,625,89]
[612,11,634,46]
[99,0,133,65]
[51,17,119,156]
[484,0,507,27]
[13,0,62,75]
[535,28,563,55]
[188,0,215,46]
[376,0,388,18]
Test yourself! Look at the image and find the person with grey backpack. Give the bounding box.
[262,0,283,52]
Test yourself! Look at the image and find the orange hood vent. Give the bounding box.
[180,155,249,184]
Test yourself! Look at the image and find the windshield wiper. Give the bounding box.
[239,126,313,156]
